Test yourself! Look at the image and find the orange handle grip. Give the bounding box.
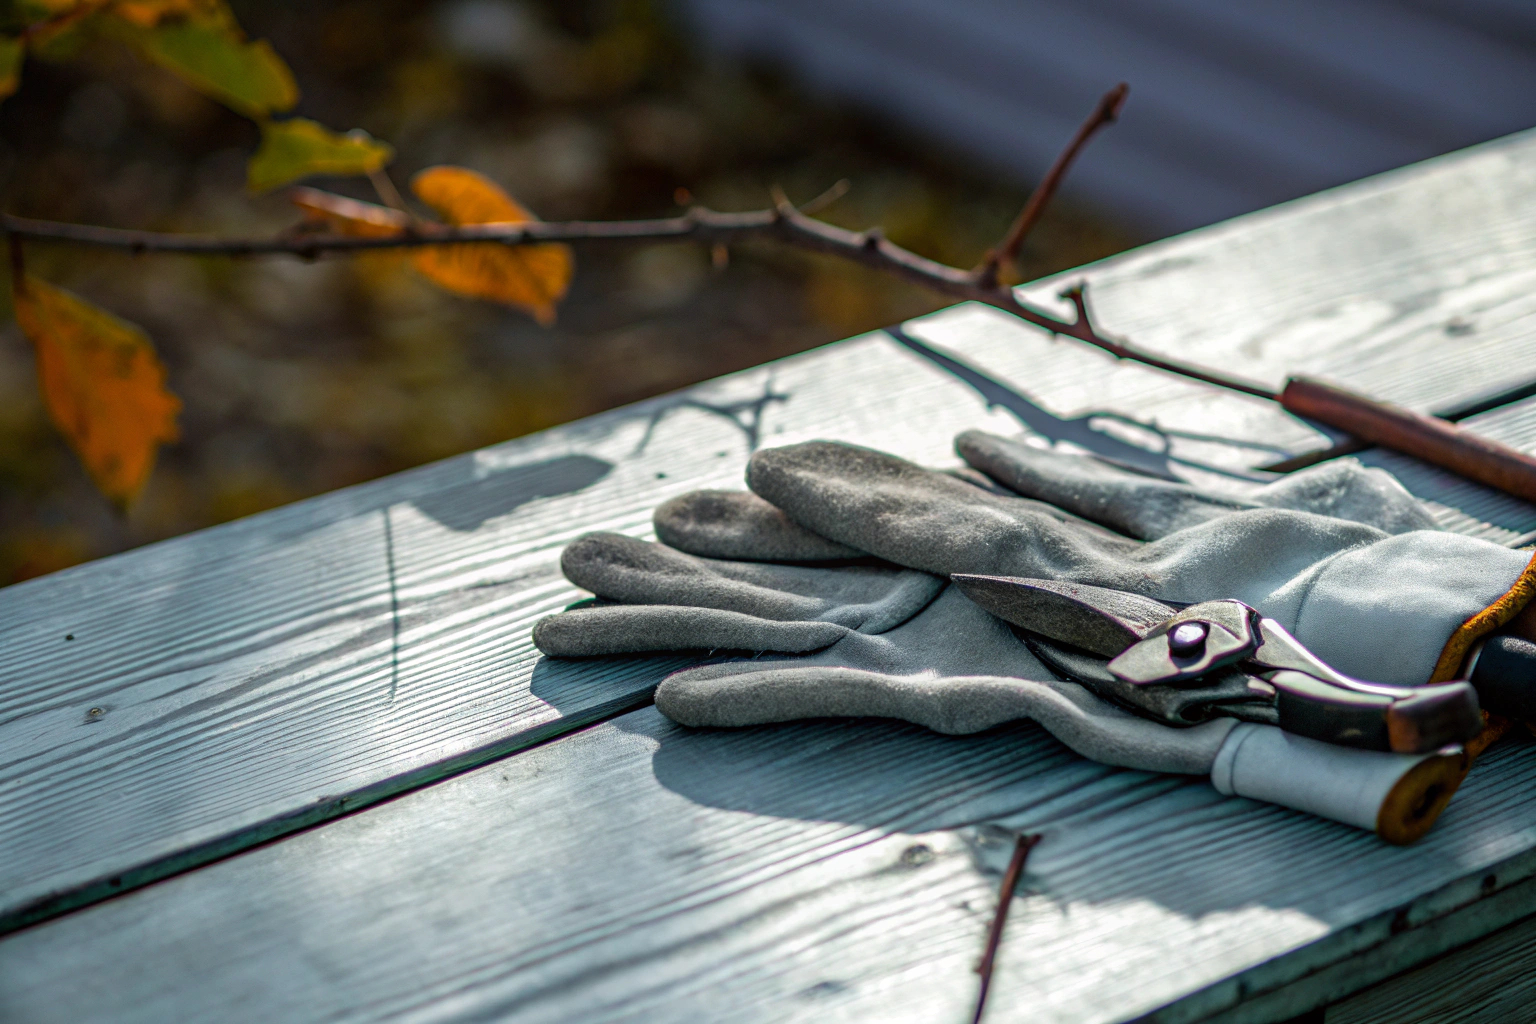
[1280,376,1536,504]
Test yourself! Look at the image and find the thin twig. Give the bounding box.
[0,204,1276,398]
[799,178,851,216]
[973,832,1042,1024]
[367,169,412,216]
[975,84,1129,289]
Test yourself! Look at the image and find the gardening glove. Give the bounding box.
[955,429,1440,539]
[733,433,1536,690]
[534,529,1467,842]
[654,487,1275,729]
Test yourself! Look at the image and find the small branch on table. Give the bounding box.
[972,832,1042,1024]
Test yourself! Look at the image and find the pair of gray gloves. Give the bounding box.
[535,430,1534,842]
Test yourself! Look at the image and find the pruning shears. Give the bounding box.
[951,574,1485,755]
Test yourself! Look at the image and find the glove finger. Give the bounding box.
[957,429,1251,539]
[655,663,1234,774]
[747,440,1397,612]
[533,604,848,657]
[958,429,1436,538]
[654,489,865,562]
[561,532,944,633]
[746,440,1142,579]
[1252,458,1437,533]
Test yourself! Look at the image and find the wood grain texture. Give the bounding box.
[4,708,1536,1024]
[5,130,1536,936]
[1326,909,1536,1024]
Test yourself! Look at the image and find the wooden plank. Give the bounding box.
[5,129,1536,935]
[1325,911,1536,1023]
[4,708,1536,1023]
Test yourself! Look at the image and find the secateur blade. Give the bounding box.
[948,575,1177,657]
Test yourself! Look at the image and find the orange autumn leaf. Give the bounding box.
[408,166,573,324]
[12,275,181,506]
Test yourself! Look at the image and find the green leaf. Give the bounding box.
[246,117,394,193]
[0,36,21,102]
[117,17,297,117]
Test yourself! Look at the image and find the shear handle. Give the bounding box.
[1250,618,1421,700]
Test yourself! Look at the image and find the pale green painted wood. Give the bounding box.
[4,129,1536,940]
[3,710,1536,1023]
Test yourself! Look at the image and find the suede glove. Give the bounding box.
[534,530,1231,774]
[730,432,1536,688]
[534,524,1468,841]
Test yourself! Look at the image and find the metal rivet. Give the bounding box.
[1169,622,1208,657]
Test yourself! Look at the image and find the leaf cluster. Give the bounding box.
[3,0,573,505]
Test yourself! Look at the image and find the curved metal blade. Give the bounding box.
[950,575,1177,657]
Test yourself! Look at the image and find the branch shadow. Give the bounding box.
[408,454,613,532]
[629,375,791,456]
[608,705,1510,926]
[884,326,1282,481]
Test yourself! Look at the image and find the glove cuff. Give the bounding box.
[1430,549,1536,682]
[1211,723,1467,844]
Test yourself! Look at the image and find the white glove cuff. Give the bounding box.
[1211,722,1466,844]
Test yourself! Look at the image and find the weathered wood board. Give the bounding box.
[3,129,1536,938]
[1326,908,1536,1023]
[4,707,1536,1024]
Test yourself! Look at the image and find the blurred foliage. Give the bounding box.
[0,0,1139,584]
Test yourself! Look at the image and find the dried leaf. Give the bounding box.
[111,13,296,117]
[0,36,21,101]
[289,186,409,237]
[409,165,573,324]
[247,118,394,193]
[12,275,181,506]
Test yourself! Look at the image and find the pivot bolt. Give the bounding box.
[1169,622,1208,657]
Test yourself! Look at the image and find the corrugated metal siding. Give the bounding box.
[673,0,1536,233]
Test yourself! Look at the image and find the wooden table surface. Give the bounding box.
[3,130,1536,1023]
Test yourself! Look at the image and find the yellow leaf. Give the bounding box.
[12,275,181,506]
[0,37,21,101]
[112,14,296,117]
[289,186,409,237]
[247,118,394,193]
[409,165,573,324]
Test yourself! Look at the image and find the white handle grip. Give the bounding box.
[1211,723,1467,844]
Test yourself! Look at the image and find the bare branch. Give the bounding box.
[975,83,1129,289]
[1,191,1276,401]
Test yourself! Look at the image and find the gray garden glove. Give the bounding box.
[730,431,1536,688]
[533,530,1226,773]
[534,527,1469,841]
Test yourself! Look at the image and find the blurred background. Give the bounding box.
[0,0,1532,583]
